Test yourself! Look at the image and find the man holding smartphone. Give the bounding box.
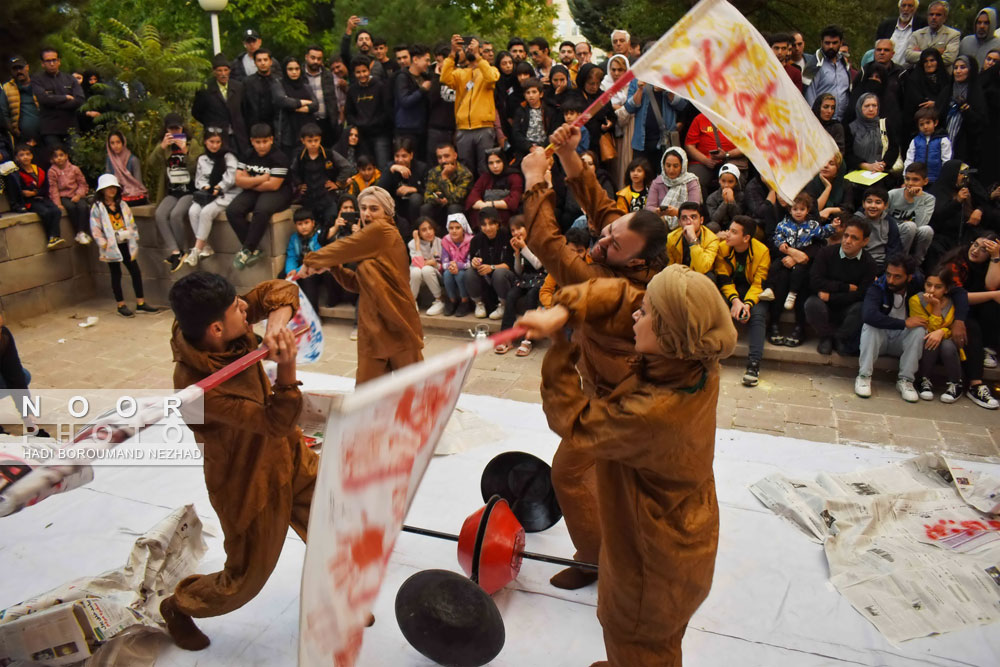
[683,112,745,198]
[440,33,499,177]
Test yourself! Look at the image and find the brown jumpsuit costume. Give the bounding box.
[169,280,319,618]
[303,214,424,384]
[522,171,659,568]
[542,269,737,666]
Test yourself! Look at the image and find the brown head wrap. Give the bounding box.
[357,185,396,219]
[645,265,737,364]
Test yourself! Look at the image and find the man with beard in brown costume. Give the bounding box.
[519,128,668,589]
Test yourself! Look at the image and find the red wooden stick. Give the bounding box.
[544,69,636,154]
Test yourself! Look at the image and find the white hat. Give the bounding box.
[96,173,122,193]
[718,163,741,179]
[446,212,472,235]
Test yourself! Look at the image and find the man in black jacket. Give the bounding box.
[345,57,391,168]
[32,47,83,150]
[230,29,262,82]
[876,0,927,67]
[805,217,878,356]
[340,16,386,81]
[394,44,432,159]
[290,123,353,231]
[242,49,291,139]
[303,45,340,146]
[192,54,249,157]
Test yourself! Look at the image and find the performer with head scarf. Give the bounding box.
[301,185,423,382]
[519,265,737,666]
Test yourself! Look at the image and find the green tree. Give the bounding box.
[0,0,87,67]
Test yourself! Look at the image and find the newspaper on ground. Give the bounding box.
[750,453,1000,642]
[0,505,206,666]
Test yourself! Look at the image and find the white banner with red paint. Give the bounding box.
[632,0,839,201]
[297,332,517,665]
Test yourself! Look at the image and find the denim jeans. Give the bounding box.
[442,270,468,299]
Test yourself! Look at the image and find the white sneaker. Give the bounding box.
[474,301,487,319]
[758,287,775,302]
[199,245,215,258]
[489,302,505,320]
[896,379,919,403]
[74,231,91,245]
[984,347,998,369]
[783,292,797,311]
[854,375,872,398]
[426,299,445,316]
[349,327,358,341]
[185,250,200,267]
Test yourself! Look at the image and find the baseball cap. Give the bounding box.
[244,29,261,41]
[718,163,741,179]
[8,56,27,69]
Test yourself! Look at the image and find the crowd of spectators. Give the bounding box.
[3,3,1000,407]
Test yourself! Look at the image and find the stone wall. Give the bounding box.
[0,203,294,321]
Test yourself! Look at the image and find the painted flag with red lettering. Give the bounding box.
[633,0,838,201]
[297,329,523,666]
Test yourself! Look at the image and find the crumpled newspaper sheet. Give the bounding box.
[750,453,1000,643]
[0,505,206,666]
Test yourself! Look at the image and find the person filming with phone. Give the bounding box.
[683,111,746,199]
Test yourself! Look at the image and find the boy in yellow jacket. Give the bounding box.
[666,202,719,276]
[440,34,499,176]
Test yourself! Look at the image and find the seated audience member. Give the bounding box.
[290,123,353,230]
[646,147,701,229]
[496,215,545,356]
[845,93,898,199]
[804,152,854,224]
[927,160,991,269]
[228,122,292,269]
[466,148,523,228]
[422,142,474,227]
[684,111,744,197]
[705,163,744,232]
[379,137,428,234]
[858,185,903,271]
[47,144,91,245]
[904,108,951,184]
[563,150,615,233]
[0,314,49,437]
[856,254,926,402]
[511,78,555,161]
[887,162,935,266]
[465,207,513,319]
[346,154,381,196]
[13,144,63,249]
[283,208,327,311]
[559,94,589,154]
[186,127,241,267]
[440,213,473,316]
[334,125,362,172]
[538,227,591,308]
[805,217,878,356]
[150,113,201,272]
[105,131,148,205]
[911,264,963,403]
[192,54,248,158]
[767,192,834,347]
[408,216,446,316]
[666,202,719,277]
[939,235,1000,409]
[714,216,770,386]
[616,156,652,213]
[812,93,845,153]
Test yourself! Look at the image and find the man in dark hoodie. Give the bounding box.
[394,44,432,159]
[159,273,316,651]
[242,49,285,132]
[290,122,354,230]
[345,56,392,169]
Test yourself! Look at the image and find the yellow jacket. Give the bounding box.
[666,225,719,275]
[908,293,954,337]
[713,239,770,306]
[440,57,500,130]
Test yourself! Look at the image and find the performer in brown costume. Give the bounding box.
[159,274,317,650]
[301,185,423,383]
[520,128,668,589]
[519,266,737,666]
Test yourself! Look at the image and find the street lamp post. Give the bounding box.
[197,0,229,56]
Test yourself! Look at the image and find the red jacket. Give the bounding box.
[15,164,50,209]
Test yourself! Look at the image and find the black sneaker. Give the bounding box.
[117,304,135,318]
[966,383,999,409]
[443,299,457,316]
[455,300,472,317]
[783,326,803,347]
[940,382,962,404]
[918,377,934,401]
[135,302,161,314]
[742,360,760,387]
[165,253,184,273]
[817,337,833,355]
[767,325,784,346]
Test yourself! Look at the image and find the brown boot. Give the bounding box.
[549,566,598,590]
[160,596,210,651]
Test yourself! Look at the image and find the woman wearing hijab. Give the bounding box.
[602,54,636,192]
[646,146,701,229]
[277,56,317,156]
[980,54,1000,188]
[186,127,241,266]
[926,159,991,268]
[519,265,737,667]
[104,130,148,205]
[545,63,574,125]
[935,55,987,168]
[902,48,951,141]
[812,93,846,154]
[845,93,898,195]
[494,50,519,142]
[576,63,615,167]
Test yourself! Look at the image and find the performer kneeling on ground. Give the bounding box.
[299,185,424,383]
[160,273,318,650]
[518,266,737,667]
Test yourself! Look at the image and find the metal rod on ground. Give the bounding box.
[401,524,600,572]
